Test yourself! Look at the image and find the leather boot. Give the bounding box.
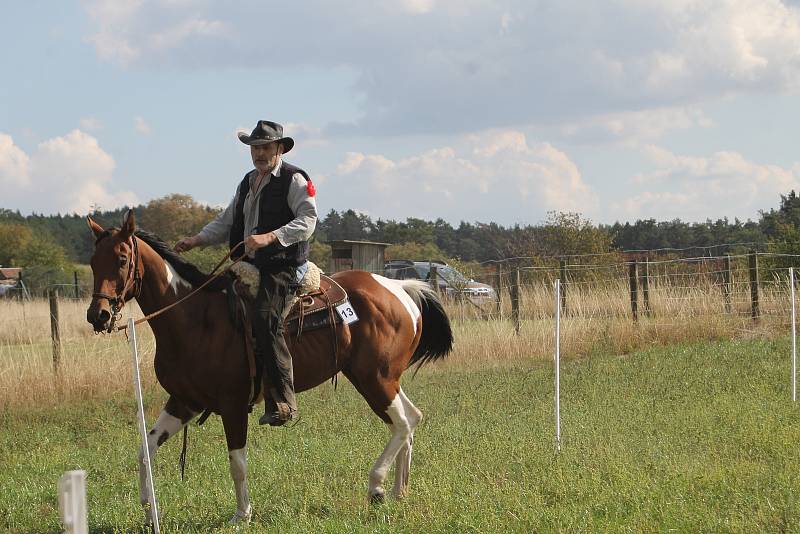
[259,382,296,426]
[258,401,296,426]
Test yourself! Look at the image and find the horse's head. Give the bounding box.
[86,209,142,333]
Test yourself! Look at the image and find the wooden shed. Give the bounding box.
[329,240,390,274]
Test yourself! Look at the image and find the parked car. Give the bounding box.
[384,260,497,301]
[0,281,26,299]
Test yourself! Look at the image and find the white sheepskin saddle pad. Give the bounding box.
[230,261,322,299]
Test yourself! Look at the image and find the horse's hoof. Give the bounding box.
[228,508,252,525]
[369,488,386,504]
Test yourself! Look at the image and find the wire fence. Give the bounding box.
[436,252,796,335]
[2,250,798,368]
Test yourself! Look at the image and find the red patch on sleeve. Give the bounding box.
[306,179,316,197]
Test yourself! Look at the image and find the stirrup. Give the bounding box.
[258,403,296,426]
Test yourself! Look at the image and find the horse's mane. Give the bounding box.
[133,230,230,291]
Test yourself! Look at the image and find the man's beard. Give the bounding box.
[255,157,278,173]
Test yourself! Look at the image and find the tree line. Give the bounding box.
[2,191,799,293]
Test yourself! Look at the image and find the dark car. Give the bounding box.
[384,260,496,301]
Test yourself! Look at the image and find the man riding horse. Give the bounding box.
[175,120,317,426]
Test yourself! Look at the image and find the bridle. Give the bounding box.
[92,235,142,333]
[91,230,246,334]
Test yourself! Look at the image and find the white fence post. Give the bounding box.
[789,267,797,402]
[129,318,160,533]
[58,470,87,534]
[555,279,561,452]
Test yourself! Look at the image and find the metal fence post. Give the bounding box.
[789,267,797,402]
[129,318,160,533]
[559,258,568,316]
[554,278,561,452]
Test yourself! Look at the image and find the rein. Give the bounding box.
[113,240,247,332]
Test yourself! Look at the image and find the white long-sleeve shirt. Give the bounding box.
[197,158,318,251]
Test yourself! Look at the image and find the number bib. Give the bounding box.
[335,301,359,325]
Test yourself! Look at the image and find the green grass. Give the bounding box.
[2,338,800,532]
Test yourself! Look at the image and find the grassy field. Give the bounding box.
[2,336,800,532]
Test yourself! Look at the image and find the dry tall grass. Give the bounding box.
[0,298,158,409]
[0,271,794,409]
[442,273,792,363]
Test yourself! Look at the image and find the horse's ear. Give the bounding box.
[119,209,136,240]
[87,216,104,239]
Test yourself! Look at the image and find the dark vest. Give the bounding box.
[229,161,310,269]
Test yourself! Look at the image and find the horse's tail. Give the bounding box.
[399,280,454,369]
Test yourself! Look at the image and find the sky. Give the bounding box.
[1,0,800,226]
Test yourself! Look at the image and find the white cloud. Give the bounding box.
[398,0,435,14]
[148,18,229,51]
[82,0,800,135]
[83,0,230,67]
[284,122,328,148]
[616,145,800,221]
[0,130,137,214]
[83,0,144,64]
[328,129,594,223]
[559,107,713,145]
[79,117,104,131]
[0,134,32,188]
[134,116,152,135]
[337,152,395,176]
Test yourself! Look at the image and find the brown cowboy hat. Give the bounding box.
[237,120,294,152]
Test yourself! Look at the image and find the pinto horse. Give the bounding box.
[85,211,453,525]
